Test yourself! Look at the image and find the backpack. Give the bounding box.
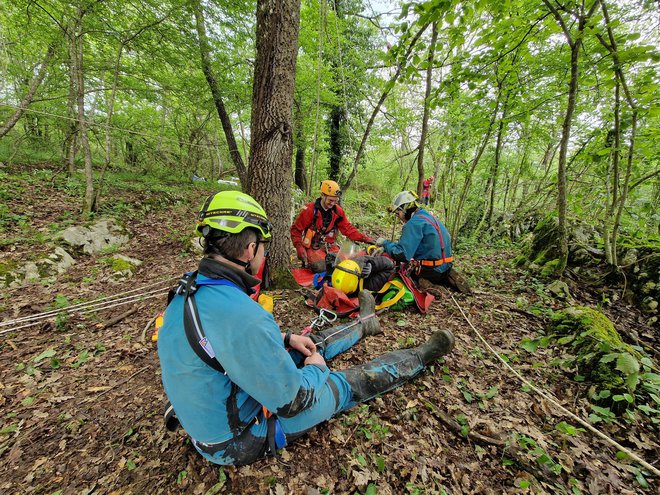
[305,286,360,318]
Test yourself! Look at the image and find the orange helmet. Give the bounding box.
[320,180,341,197]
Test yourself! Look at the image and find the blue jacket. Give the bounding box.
[382,208,453,274]
[158,259,330,447]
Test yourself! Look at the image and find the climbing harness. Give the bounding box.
[415,211,452,269]
[163,272,287,455]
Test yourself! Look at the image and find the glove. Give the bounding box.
[370,247,384,256]
[375,237,387,247]
[296,246,308,265]
[360,262,372,279]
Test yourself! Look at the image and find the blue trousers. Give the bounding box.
[199,322,425,465]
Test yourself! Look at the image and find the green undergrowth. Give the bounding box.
[522,305,660,424]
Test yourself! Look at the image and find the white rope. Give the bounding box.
[449,292,660,477]
[0,289,168,336]
[0,277,174,327]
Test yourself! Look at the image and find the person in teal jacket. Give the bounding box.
[158,190,455,466]
[376,191,470,294]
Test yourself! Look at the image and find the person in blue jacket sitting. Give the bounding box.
[376,191,470,294]
[157,190,455,466]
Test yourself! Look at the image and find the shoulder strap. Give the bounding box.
[417,212,447,264]
[179,272,226,373]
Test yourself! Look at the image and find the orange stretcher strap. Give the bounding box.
[420,257,453,267]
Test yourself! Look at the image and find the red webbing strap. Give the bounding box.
[417,212,447,265]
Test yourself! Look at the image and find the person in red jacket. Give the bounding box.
[421,176,434,206]
[291,180,374,272]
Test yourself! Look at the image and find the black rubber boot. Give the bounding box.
[446,268,471,294]
[415,329,455,365]
[340,329,455,403]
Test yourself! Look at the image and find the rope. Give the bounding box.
[313,312,377,347]
[0,277,174,327]
[449,292,660,477]
[0,290,168,336]
[308,0,327,193]
[0,277,175,336]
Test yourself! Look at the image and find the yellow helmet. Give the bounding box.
[196,190,272,239]
[332,259,363,294]
[320,180,341,197]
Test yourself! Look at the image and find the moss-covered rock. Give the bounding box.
[550,306,643,412]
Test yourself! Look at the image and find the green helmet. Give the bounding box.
[197,191,272,239]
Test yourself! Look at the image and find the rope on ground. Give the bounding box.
[0,287,170,336]
[0,277,175,327]
[449,292,660,477]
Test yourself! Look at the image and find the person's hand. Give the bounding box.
[296,246,308,265]
[289,334,316,357]
[363,236,375,244]
[360,262,372,278]
[371,247,384,256]
[304,352,327,367]
[375,237,387,247]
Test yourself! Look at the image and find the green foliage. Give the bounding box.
[544,305,659,420]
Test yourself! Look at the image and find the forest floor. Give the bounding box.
[0,164,657,494]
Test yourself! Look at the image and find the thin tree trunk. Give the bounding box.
[415,22,438,196]
[342,23,430,192]
[450,88,501,240]
[486,90,510,228]
[191,0,247,186]
[543,0,600,275]
[71,11,95,215]
[0,45,56,139]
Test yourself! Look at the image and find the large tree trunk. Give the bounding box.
[248,0,301,284]
[0,45,55,139]
[191,0,247,186]
[415,22,438,197]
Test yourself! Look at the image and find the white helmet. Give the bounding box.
[391,191,418,211]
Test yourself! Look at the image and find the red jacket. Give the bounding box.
[291,199,372,250]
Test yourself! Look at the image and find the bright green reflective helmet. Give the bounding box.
[197,191,272,239]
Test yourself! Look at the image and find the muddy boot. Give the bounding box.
[415,329,455,365]
[446,268,471,294]
[340,349,426,403]
[339,330,455,404]
[357,290,381,336]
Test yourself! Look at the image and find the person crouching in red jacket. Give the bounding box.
[291,180,374,273]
